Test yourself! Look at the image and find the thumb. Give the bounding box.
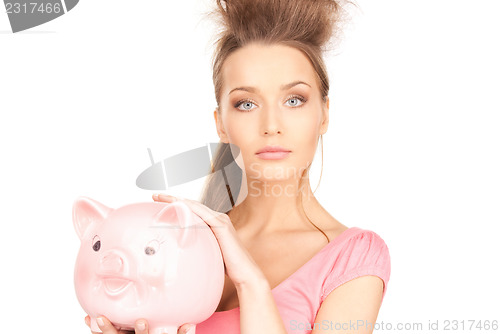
[177,323,194,334]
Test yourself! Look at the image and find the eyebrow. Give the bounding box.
[228,80,311,96]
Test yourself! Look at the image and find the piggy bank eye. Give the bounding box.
[92,235,101,252]
[145,240,160,255]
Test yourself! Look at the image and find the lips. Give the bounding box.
[256,151,291,160]
[256,145,291,154]
[103,277,132,295]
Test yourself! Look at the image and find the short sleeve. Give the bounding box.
[320,230,391,304]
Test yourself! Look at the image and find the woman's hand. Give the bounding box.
[152,194,266,288]
[84,315,193,334]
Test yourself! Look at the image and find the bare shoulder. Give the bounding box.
[323,218,350,241]
[310,207,350,242]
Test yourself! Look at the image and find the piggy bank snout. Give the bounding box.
[98,251,128,276]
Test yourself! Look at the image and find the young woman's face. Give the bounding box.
[215,42,329,183]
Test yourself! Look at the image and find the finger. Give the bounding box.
[86,316,107,334]
[153,193,178,202]
[134,319,148,334]
[178,198,228,228]
[96,316,119,334]
[177,324,194,334]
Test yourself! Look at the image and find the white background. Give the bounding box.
[1,0,499,332]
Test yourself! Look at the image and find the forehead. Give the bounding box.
[222,43,318,93]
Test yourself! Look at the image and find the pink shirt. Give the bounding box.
[196,227,391,334]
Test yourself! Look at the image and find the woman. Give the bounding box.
[86,0,391,333]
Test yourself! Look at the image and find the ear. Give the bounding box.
[319,96,330,135]
[72,196,113,240]
[214,108,229,144]
[153,201,201,248]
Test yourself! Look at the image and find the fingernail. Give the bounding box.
[185,324,194,334]
[160,194,177,201]
[97,317,104,327]
[137,321,146,330]
[153,194,159,201]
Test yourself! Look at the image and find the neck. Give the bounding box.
[228,170,320,237]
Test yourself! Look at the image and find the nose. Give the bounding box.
[261,107,282,135]
[264,128,281,135]
[99,252,125,274]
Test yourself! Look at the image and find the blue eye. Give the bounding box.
[235,100,256,112]
[285,95,306,107]
[234,95,307,112]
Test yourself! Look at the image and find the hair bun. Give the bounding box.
[211,0,351,50]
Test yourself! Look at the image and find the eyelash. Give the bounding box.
[234,95,307,111]
[153,233,167,245]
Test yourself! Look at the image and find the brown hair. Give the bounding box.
[199,0,354,243]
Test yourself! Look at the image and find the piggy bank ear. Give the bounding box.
[153,201,199,248]
[72,196,113,240]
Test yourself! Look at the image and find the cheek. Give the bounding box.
[291,118,321,160]
[293,113,321,139]
[141,254,169,286]
[225,118,256,153]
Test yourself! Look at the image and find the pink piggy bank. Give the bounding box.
[72,196,225,334]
